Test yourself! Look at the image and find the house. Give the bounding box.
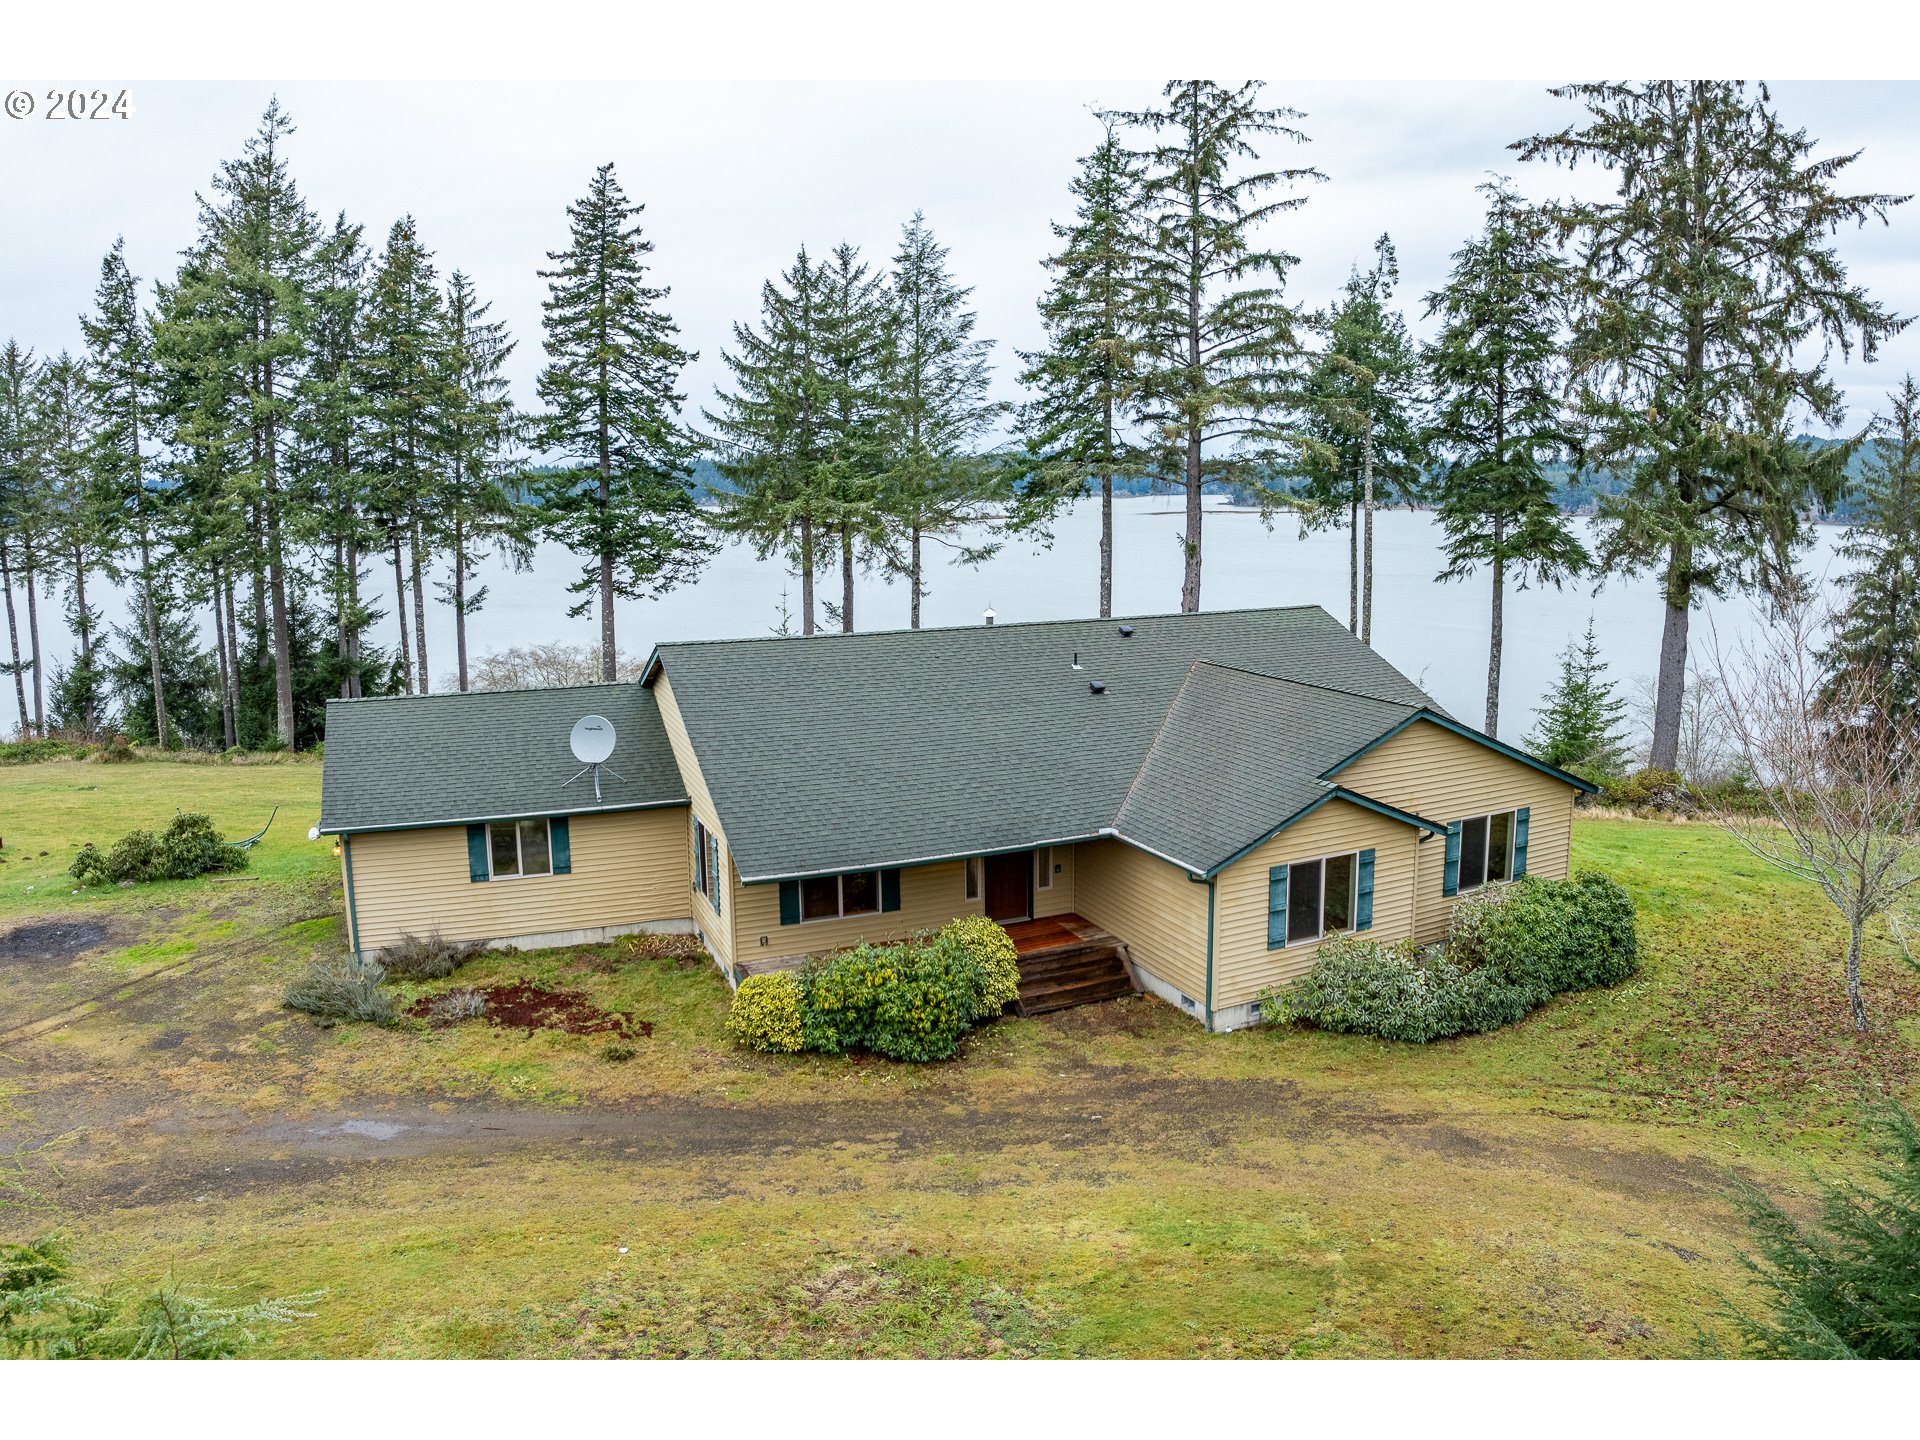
[317,606,1596,1030]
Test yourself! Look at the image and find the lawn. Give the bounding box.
[2,757,1916,1358]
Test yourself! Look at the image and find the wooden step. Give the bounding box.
[1015,943,1135,1016]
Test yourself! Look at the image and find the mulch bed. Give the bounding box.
[408,980,653,1039]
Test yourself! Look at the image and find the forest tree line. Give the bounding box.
[1,81,1916,770]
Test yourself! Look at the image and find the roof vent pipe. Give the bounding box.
[1118,625,1134,637]
[1071,651,1083,670]
[984,607,996,626]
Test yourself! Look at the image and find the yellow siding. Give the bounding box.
[1211,799,1422,1010]
[652,674,734,969]
[1033,844,1075,918]
[733,860,984,963]
[1335,718,1579,942]
[1074,838,1209,1003]
[347,807,691,954]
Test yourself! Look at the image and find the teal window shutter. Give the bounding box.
[1355,848,1375,930]
[550,817,571,875]
[779,880,799,925]
[1443,821,1463,896]
[467,824,489,883]
[1267,865,1289,949]
[880,869,901,912]
[709,835,721,916]
[1513,807,1530,877]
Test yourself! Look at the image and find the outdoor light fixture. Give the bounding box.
[332,840,343,859]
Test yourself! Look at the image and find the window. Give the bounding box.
[488,819,552,879]
[799,871,884,923]
[1451,810,1518,895]
[1269,849,1367,948]
[1036,846,1053,891]
[964,856,981,901]
[693,818,722,912]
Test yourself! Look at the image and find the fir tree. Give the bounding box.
[705,247,833,635]
[35,353,114,735]
[80,239,173,746]
[1820,375,1920,724]
[812,242,894,632]
[878,212,1004,627]
[105,593,222,748]
[1524,618,1629,777]
[1293,234,1424,645]
[0,340,43,737]
[1516,82,1909,772]
[362,216,445,695]
[1422,180,1588,736]
[433,270,526,692]
[536,163,711,678]
[1014,118,1146,618]
[1111,80,1323,612]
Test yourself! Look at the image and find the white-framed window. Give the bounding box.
[964,856,981,901]
[693,817,722,913]
[1280,850,1359,946]
[488,818,552,879]
[799,871,882,923]
[1456,810,1516,893]
[1035,845,1053,891]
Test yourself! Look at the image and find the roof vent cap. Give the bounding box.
[984,607,996,626]
[1118,625,1134,637]
[1089,680,1107,695]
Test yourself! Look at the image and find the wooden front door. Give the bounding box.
[984,852,1032,923]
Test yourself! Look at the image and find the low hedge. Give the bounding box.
[725,915,1019,1064]
[1261,871,1637,1043]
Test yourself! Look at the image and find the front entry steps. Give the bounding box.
[1002,914,1137,1017]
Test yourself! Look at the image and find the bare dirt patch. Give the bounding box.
[408,980,653,1039]
[0,917,118,965]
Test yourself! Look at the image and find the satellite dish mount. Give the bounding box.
[561,714,623,802]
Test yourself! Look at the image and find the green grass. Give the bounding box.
[3,762,1916,1358]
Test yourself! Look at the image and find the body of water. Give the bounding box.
[21,495,1851,745]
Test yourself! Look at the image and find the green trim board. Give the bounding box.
[1323,709,1601,794]
[323,798,688,839]
[342,834,362,959]
[1200,785,1445,880]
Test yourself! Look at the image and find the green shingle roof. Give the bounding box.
[319,682,686,835]
[649,605,1449,882]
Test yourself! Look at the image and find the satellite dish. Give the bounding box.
[307,825,320,842]
[570,715,616,765]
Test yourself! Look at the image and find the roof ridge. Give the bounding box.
[324,680,642,706]
[1188,656,1428,710]
[651,604,1331,652]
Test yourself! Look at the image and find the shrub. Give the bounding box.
[935,915,1020,1019]
[102,828,160,883]
[424,987,487,1024]
[802,939,987,1063]
[68,844,110,886]
[283,958,395,1026]
[1597,767,1691,813]
[726,972,808,1054]
[1259,935,1535,1043]
[618,931,708,965]
[1448,872,1638,1000]
[69,812,248,887]
[378,931,490,980]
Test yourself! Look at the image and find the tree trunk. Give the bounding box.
[1485,529,1505,737]
[408,515,430,695]
[453,519,469,693]
[334,534,350,699]
[909,524,923,629]
[1180,433,1203,614]
[1361,416,1376,648]
[1,539,28,739]
[389,526,413,694]
[1649,536,1692,774]
[24,558,43,737]
[225,574,244,747]
[210,580,233,751]
[1846,921,1867,1033]
[267,531,294,747]
[1348,494,1359,635]
[138,527,168,748]
[345,534,363,699]
[841,527,855,633]
[799,516,816,637]
[1099,468,1114,619]
[73,551,94,735]
[598,465,616,683]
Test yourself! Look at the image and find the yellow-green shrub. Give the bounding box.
[726,972,807,1054]
[936,915,1020,1019]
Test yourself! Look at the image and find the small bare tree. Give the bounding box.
[1707,602,1920,1032]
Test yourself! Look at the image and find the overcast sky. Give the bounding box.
[6,79,1920,440]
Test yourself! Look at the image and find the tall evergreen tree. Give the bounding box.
[105,598,222,749]
[879,212,1004,627]
[434,270,526,692]
[1294,235,1424,645]
[80,239,173,746]
[362,215,445,694]
[0,341,43,736]
[35,353,113,734]
[1820,375,1920,723]
[1516,82,1909,773]
[1422,180,1588,736]
[1523,618,1629,777]
[1015,120,1147,618]
[1111,80,1323,612]
[812,242,894,632]
[705,247,833,635]
[536,163,711,678]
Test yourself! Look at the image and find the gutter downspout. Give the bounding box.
[1188,870,1216,1032]
[342,834,362,960]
